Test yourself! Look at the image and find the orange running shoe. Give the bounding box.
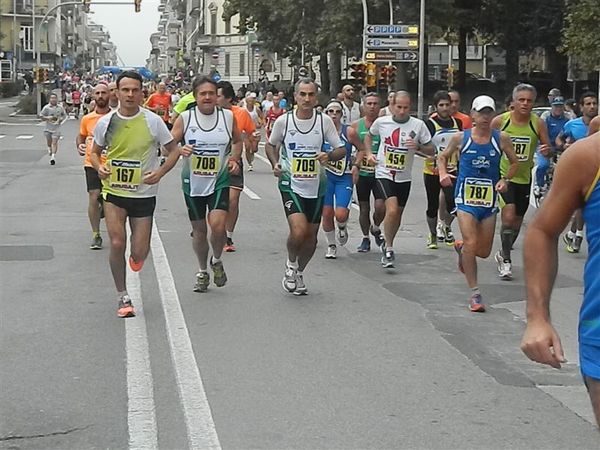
[454,240,464,274]
[129,256,144,272]
[117,295,136,318]
[224,238,236,252]
[469,293,486,313]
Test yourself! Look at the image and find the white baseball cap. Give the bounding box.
[471,95,496,112]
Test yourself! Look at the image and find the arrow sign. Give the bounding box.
[365,24,419,36]
[365,51,419,63]
[366,38,418,49]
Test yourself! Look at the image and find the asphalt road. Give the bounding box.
[1,108,598,449]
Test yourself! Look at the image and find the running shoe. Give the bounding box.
[494,251,513,280]
[282,266,297,293]
[563,234,573,251]
[129,256,144,272]
[381,249,395,268]
[50,155,56,165]
[224,238,236,252]
[426,234,438,250]
[193,272,210,293]
[444,227,455,245]
[454,240,464,273]
[436,222,445,242]
[469,294,486,313]
[357,237,371,253]
[90,234,102,250]
[325,244,337,259]
[248,163,254,172]
[293,273,308,296]
[210,257,227,287]
[337,226,348,246]
[117,295,135,318]
[370,226,384,248]
[570,236,582,253]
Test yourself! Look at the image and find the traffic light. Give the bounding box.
[379,66,388,90]
[82,0,90,13]
[442,66,455,88]
[134,0,141,12]
[366,62,377,89]
[350,62,367,86]
[43,68,49,82]
[387,65,397,85]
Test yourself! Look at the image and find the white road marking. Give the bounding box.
[0,135,5,139]
[150,222,222,450]
[243,186,261,200]
[15,135,33,140]
[125,234,158,450]
[0,122,38,126]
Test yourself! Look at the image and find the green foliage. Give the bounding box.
[562,0,600,70]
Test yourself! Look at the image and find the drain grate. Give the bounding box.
[0,245,54,261]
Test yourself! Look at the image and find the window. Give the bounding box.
[225,19,231,34]
[239,52,245,76]
[20,26,33,52]
[210,12,217,35]
[224,53,230,76]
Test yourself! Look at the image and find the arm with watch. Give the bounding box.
[497,131,519,192]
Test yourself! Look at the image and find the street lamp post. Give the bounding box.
[417,0,426,118]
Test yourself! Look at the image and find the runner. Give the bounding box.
[107,81,119,109]
[558,91,598,253]
[216,80,256,252]
[90,71,183,318]
[423,90,463,249]
[170,90,196,125]
[379,91,395,117]
[144,81,173,129]
[364,91,435,268]
[351,93,385,252]
[340,84,362,125]
[265,78,346,295]
[521,132,600,426]
[492,83,552,280]
[76,83,111,250]
[243,92,264,171]
[535,96,570,200]
[265,94,285,140]
[448,90,473,129]
[438,95,518,312]
[171,76,243,293]
[40,93,67,166]
[72,87,82,119]
[321,100,363,259]
[261,91,274,112]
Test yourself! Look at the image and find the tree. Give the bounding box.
[562,0,600,70]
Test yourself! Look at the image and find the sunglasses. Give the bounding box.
[326,109,342,114]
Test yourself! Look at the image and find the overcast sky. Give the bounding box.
[89,0,160,66]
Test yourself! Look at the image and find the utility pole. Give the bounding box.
[417,0,426,118]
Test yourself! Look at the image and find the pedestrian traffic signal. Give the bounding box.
[134,0,141,12]
[43,68,49,82]
[379,66,389,90]
[82,0,90,13]
[350,62,367,86]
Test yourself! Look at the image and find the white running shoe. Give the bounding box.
[337,226,348,246]
[325,245,337,259]
[282,266,297,292]
[293,273,308,296]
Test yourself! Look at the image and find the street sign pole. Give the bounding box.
[361,0,368,60]
[417,0,425,118]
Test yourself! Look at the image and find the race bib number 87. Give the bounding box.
[109,159,141,191]
[464,177,493,207]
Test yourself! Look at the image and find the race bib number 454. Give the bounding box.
[464,177,494,207]
[385,146,407,171]
[511,136,531,162]
[109,159,141,191]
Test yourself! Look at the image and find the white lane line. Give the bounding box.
[125,233,158,450]
[16,135,33,140]
[150,222,222,450]
[242,186,261,200]
[0,135,5,139]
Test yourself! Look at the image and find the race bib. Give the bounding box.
[385,146,407,171]
[191,148,220,177]
[464,177,494,207]
[109,159,141,191]
[511,136,531,162]
[292,154,318,179]
[360,158,375,174]
[326,159,346,176]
